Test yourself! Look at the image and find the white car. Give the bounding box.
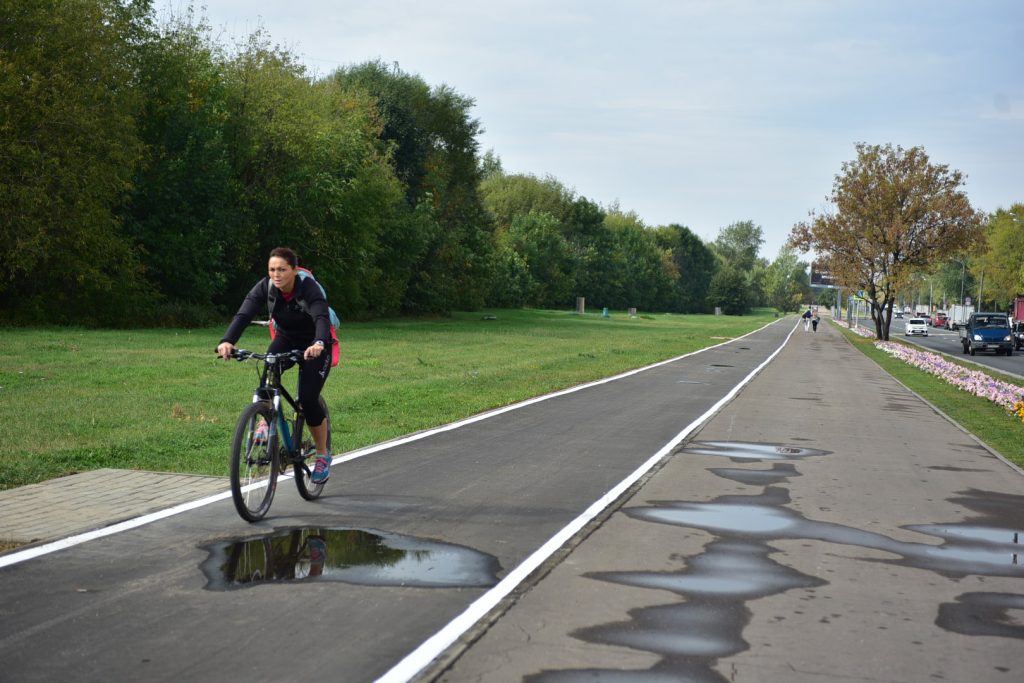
[905,318,929,336]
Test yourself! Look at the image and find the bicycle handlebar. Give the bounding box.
[218,348,305,363]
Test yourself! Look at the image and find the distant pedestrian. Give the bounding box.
[802,308,812,332]
[812,311,819,333]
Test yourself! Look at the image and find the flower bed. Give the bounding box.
[875,341,1024,425]
[832,318,875,338]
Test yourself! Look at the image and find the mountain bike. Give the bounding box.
[225,348,332,522]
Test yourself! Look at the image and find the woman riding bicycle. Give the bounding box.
[217,247,334,484]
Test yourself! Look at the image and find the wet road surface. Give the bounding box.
[441,321,1024,683]
[0,320,796,682]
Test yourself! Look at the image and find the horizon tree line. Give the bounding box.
[0,1,870,327]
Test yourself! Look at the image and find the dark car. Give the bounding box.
[1013,321,1024,351]
[959,312,1013,356]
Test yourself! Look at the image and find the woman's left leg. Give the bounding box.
[296,348,333,482]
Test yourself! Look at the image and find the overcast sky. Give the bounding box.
[182,0,1024,261]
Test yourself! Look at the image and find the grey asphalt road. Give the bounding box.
[893,324,1023,379]
[0,319,796,683]
[440,319,1024,683]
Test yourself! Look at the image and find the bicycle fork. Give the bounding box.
[250,390,293,455]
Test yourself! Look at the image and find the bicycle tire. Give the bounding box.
[294,396,331,500]
[230,401,279,522]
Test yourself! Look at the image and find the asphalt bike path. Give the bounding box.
[441,320,1024,682]
[0,319,796,682]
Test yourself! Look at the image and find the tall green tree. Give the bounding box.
[480,173,578,230]
[503,211,574,308]
[976,204,1024,309]
[604,210,673,311]
[122,13,236,323]
[334,61,493,313]
[221,41,402,317]
[481,173,612,308]
[765,246,808,313]
[707,266,750,315]
[0,0,154,324]
[653,224,718,312]
[713,220,765,273]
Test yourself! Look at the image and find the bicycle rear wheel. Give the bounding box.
[230,402,279,521]
[294,396,331,500]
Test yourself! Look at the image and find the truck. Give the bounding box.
[1012,295,1024,322]
[946,304,974,331]
[959,311,1013,356]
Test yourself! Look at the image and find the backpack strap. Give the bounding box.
[266,278,277,320]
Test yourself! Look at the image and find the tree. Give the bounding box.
[479,149,504,180]
[976,204,1024,310]
[221,41,403,318]
[604,210,673,311]
[480,173,611,308]
[0,0,155,324]
[334,62,494,314]
[712,220,767,309]
[653,224,717,313]
[123,12,236,323]
[713,220,765,273]
[765,246,809,313]
[502,211,574,307]
[707,266,749,315]
[790,143,985,340]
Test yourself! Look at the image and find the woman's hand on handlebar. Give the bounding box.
[303,341,325,361]
[217,342,235,360]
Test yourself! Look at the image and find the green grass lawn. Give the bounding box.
[0,308,780,489]
[832,322,1024,469]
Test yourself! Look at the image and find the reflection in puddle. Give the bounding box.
[628,489,1024,579]
[199,528,500,591]
[708,463,798,486]
[531,440,1024,682]
[680,441,830,461]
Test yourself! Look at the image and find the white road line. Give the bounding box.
[374,318,799,683]
[0,318,789,574]
[0,491,232,570]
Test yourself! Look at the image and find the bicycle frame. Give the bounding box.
[225,347,329,521]
[250,353,305,461]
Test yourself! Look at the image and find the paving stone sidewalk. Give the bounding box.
[0,469,228,547]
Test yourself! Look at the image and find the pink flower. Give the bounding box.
[874,341,1024,417]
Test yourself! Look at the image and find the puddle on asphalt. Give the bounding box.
[938,592,1024,639]
[530,443,1024,682]
[199,528,500,591]
[708,463,799,486]
[680,441,830,461]
[628,491,1024,578]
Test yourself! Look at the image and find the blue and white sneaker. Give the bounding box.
[311,453,332,484]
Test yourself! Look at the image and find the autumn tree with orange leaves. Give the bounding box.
[789,143,985,340]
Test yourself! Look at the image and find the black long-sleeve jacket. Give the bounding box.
[220,277,331,347]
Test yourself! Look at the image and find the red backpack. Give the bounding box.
[266,267,340,367]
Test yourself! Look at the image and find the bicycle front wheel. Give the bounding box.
[230,401,279,522]
[294,396,331,501]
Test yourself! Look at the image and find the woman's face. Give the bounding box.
[268,256,297,292]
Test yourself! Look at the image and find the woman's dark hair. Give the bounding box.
[269,247,299,268]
